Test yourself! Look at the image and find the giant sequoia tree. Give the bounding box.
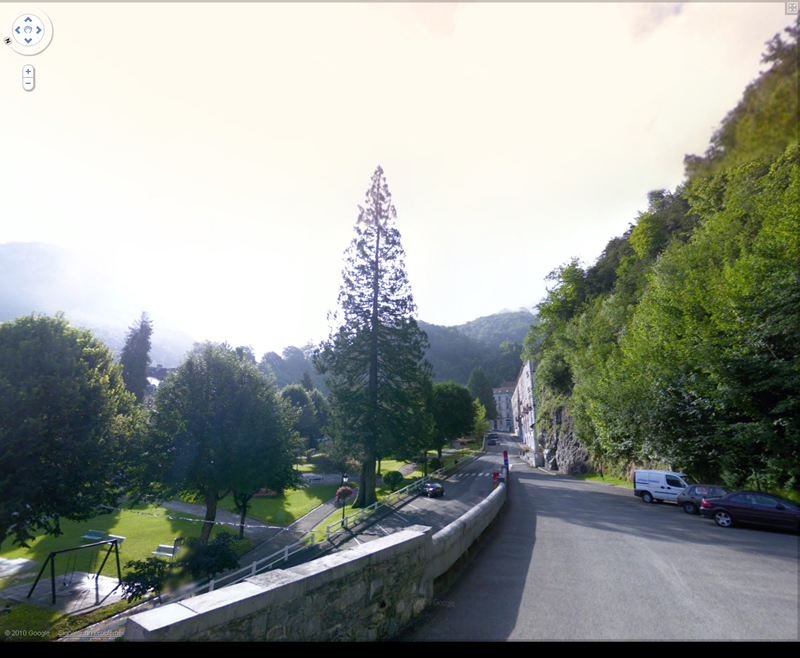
[315,166,431,508]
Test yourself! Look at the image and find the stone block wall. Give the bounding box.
[125,526,433,641]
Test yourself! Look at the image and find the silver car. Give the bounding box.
[677,484,731,514]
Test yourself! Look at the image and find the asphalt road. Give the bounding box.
[398,444,800,641]
[330,443,510,550]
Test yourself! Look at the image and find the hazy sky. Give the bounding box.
[1,3,795,358]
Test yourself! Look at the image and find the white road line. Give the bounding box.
[376,524,390,536]
[394,511,409,522]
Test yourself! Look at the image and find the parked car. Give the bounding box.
[699,491,800,531]
[633,469,695,504]
[677,484,731,514]
[422,482,445,498]
[487,437,498,446]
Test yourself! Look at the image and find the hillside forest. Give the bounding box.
[524,17,799,492]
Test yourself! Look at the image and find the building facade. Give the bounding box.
[492,382,515,432]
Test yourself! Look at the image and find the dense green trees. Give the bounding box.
[526,144,799,489]
[467,366,497,420]
[120,312,153,403]
[281,383,328,450]
[430,382,476,462]
[259,345,326,393]
[685,16,798,179]
[0,314,135,547]
[315,166,432,508]
[419,313,531,386]
[595,146,799,487]
[139,342,298,542]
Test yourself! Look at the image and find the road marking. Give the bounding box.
[376,524,390,536]
[394,511,409,522]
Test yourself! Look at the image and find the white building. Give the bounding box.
[512,361,537,451]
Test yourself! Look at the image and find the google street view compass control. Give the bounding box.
[4,7,53,55]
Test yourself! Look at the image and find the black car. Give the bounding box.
[699,491,800,531]
[677,484,730,514]
[422,482,444,498]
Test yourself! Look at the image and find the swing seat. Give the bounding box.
[107,535,126,546]
[81,530,107,543]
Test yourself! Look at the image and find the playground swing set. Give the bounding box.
[27,530,126,605]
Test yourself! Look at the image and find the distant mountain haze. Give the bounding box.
[0,242,195,367]
[1,242,536,379]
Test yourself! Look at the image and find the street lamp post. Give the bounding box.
[341,473,349,523]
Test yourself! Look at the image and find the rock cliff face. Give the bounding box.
[537,405,591,475]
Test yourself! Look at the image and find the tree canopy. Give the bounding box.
[0,314,135,547]
[139,342,298,542]
[315,166,432,507]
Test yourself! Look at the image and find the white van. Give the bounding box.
[633,470,694,504]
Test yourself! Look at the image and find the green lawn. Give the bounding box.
[575,473,633,487]
[0,484,340,587]
[216,485,339,526]
[0,504,228,583]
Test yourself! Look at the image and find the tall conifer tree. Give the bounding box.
[120,312,153,404]
[316,166,432,507]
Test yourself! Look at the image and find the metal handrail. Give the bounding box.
[165,532,316,603]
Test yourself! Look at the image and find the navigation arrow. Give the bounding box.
[36,27,41,34]
[15,27,20,33]
[24,17,32,22]
[24,38,31,43]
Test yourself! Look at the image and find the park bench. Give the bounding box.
[151,537,183,561]
[80,530,107,543]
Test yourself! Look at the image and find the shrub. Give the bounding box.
[120,557,174,603]
[382,471,404,491]
[429,458,442,471]
[181,533,241,580]
[313,453,347,473]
